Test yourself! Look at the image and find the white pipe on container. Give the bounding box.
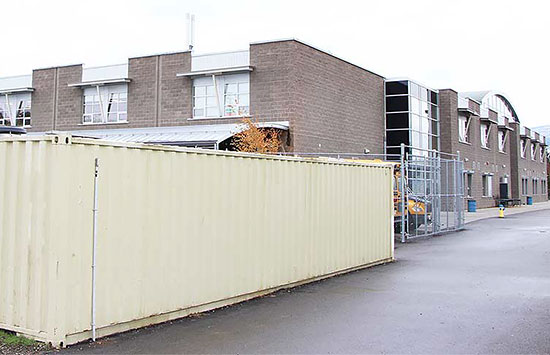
[91,158,99,341]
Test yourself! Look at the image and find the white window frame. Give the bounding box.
[458,115,470,143]
[540,147,545,162]
[530,143,536,160]
[82,84,127,125]
[520,139,527,158]
[482,174,493,197]
[521,177,529,195]
[463,172,473,197]
[480,123,490,148]
[498,130,507,153]
[0,93,32,127]
[192,78,218,118]
[192,73,250,119]
[0,97,10,126]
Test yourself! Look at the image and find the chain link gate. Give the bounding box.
[397,144,464,242]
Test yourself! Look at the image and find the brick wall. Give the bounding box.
[510,122,548,203]
[439,89,457,155]
[440,90,514,209]
[159,52,192,127]
[55,65,83,130]
[29,65,82,132]
[293,41,384,154]
[30,68,56,132]
[127,55,160,128]
[250,40,384,154]
[440,90,548,208]
[249,39,300,149]
[249,40,301,121]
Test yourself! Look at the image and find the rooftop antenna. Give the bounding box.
[186,13,195,51]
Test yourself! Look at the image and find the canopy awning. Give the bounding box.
[61,121,289,148]
[0,87,34,94]
[176,66,253,78]
[68,78,131,87]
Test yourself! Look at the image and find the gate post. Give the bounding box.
[400,143,406,243]
[457,150,463,228]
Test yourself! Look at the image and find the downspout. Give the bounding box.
[53,68,58,130]
[91,158,99,341]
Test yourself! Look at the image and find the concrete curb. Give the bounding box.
[465,203,550,225]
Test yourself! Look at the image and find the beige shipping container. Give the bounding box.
[0,134,394,347]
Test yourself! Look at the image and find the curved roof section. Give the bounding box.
[460,90,519,123]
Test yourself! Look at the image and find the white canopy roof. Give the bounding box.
[61,121,289,147]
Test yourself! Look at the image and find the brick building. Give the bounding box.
[439,90,547,208]
[0,39,385,154]
[0,38,547,208]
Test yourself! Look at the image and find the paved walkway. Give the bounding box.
[465,200,550,224]
[59,209,550,354]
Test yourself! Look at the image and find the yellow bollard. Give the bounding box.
[499,204,505,218]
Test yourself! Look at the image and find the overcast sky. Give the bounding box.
[2,0,549,128]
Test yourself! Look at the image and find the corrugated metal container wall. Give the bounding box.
[0,135,394,347]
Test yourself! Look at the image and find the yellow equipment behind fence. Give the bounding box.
[344,158,429,233]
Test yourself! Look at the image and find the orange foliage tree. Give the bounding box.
[232,118,281,154]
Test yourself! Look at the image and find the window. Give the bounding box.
[480,123,490,148]
[482,174,492,197]
[223,82,249,117]
[463,172,473,197]
[541,148,545,163]
[384,80,439,156]
[0,101,10,126]
[533,179,538,195]
[386,96,408,112]
[105,92,127,123]
[82,85,127,124]
[0,93,32,127]
[192,73,249,119]
[15,100,31,126]
[498,130,506,152]
[531,143,536,160]
[542,180,547,195]
[521,178,528,195]
[193,83,217,117]
[386,113,409,129]
[83,94,102,123]
[458,115,470,143]
[520,139,526,158]
[385,81,408,95]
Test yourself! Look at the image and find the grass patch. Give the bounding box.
[0,330,37,346]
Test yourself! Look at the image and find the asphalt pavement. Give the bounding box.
[58,209,550,354]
